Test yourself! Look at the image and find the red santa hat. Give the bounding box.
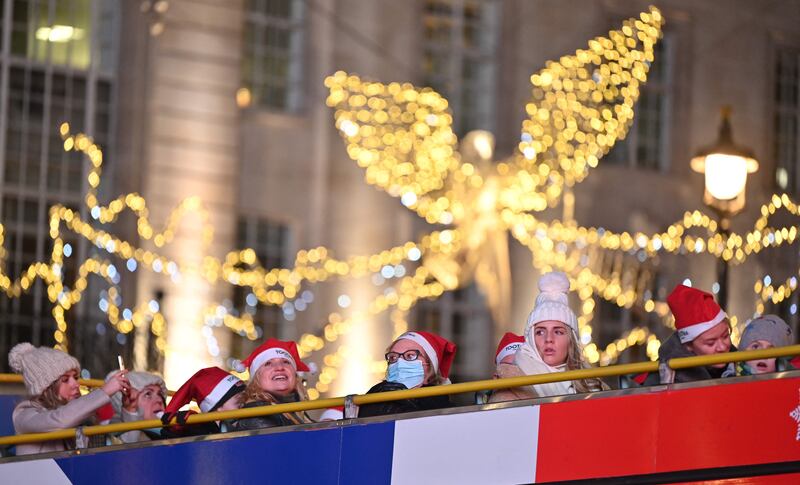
[319,406,344,421]
[667,284,728,344]
[166,367,244,414]
[232,338,314,377]
[495,332,524,365]
[397,331,457,379]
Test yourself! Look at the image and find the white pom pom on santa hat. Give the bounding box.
[231,359,247,373]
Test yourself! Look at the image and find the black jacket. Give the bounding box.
[230,393,304,431]
[639,333,737,386]
[357,381,453,418]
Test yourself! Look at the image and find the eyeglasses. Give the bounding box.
[385,349,423,364]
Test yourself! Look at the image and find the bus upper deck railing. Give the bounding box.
[0,344,798,448]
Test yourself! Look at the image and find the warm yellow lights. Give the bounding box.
[702,154,750,201]
[3,7,797,397]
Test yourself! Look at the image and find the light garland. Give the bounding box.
[0,6,793,396]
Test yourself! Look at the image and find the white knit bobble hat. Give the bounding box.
[525,271,578,335]
[8,342,81,396]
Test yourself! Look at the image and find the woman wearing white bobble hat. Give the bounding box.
[490,272,606,402]
[9,342,130,455]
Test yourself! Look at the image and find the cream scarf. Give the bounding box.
[514,326,576,398]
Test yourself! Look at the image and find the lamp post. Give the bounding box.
[690,107,759,309]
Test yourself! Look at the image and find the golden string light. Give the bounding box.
[2,6,794,396]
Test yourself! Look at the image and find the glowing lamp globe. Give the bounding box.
[691,107,758,217]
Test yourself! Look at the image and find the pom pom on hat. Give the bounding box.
[538,271,570,294]
[8,342,81,396]
[9,342,35,373]
[526,271,578,334]
[231,359,246,374]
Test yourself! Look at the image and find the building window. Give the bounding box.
[0,0,118,374]
[774,47,800,193]
[232,217,290,353]
[415,284,493,382]
[242,0,305,112]
[422,0,500,135]
[606,35,672,170]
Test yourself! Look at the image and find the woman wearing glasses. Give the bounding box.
[358,331,456,418]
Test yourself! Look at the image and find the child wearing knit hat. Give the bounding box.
[738,315,793,375]
[9,342,130,455]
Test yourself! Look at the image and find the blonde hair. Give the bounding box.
[242,366,311,425]
[564,331,605,393]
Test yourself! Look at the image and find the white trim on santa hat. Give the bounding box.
[678,309,727,343]
[199,374,240,413]
[319,408,344,421]
[250,347,296,376]
[398,332,439,374]
[495,342,523,366]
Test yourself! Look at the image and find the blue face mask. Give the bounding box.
[386,359,425,389]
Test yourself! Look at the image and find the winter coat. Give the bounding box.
[12,389,110,456]
[357,381,453,418]
[160,410,227,439]
[488,362,608,403]
[111,408,162,443]
[230,393,309,431]
[638,333,737,385]
[488,363,538,403]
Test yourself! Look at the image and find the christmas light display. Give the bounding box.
[1,7,796,398]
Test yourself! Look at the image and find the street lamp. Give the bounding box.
[691,106,759,309]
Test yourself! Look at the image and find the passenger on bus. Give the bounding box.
[358,331,456,418]
[490,271,605,403]
[230,339,314,431]
[9,342,130,455]
[737,315,793,375]
[637,285,736,385]
[483,333,526,402]
[106,370,167,443]
[160,367,246,438]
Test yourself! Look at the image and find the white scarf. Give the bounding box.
[514,324,576,398]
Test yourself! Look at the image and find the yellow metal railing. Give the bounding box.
[0,344,798,447]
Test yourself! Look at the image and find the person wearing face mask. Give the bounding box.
[490,272,605,402]
[9,342,130,455]
[358,331,456,418]
[230,339,314,431]
[737,315,794,376]
[636,284,737,386]
[160,367,246,438]
[105,370,167,443]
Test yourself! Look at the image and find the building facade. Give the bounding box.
[1,0,799,394]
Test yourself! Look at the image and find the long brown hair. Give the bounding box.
[242,367,311,424]
[32,368,80,410]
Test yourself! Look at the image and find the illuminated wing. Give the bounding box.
[325,71,460,222]
[507,7,664,210]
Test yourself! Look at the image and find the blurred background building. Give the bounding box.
[0,0,799,394]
